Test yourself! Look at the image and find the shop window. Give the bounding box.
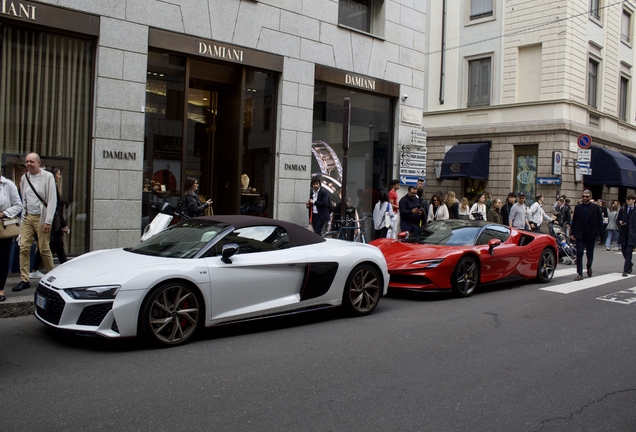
[513,145,538,204]
[470,0,493,21]
[0,24,93,256]
[588,58,599,109]
[619,76,629,121]
[338,0,385,37]
[468,57,491,107]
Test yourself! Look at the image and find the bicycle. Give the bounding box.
[323,216,371,243]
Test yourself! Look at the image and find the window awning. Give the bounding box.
[439,142,490,180]
[585,146,636,188]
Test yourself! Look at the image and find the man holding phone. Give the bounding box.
[399,185,423,233]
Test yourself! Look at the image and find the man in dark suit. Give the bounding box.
[570,190,604,281]
[307,176,331,234]
[617,194,636,276]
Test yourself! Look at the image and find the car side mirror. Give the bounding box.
[398,231,409,240]
[221,243,239,264]
[488,238,501,255]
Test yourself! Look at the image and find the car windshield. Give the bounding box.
[130,219,229,258]
[404,220,481,246]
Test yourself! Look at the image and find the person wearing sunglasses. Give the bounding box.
[570,190,604,281]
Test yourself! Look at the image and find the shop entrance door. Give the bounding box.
[186,60,242,215]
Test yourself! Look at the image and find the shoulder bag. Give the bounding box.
[0,217,20,239]
[25,174,62,230]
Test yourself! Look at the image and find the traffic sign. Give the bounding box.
[399,167,426,176]
[578,134,592,149]
[578,161,591,175]
[536,177,561,185]
[400,175,422,186]
[578,149,591,161]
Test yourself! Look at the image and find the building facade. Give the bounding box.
[0,0,427,254]
[423,0,636,207]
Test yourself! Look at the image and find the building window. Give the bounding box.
[588,58,599,109]
[470,0,493,21]
[338,0,384,36]
[590,0,600,20]
[619,76,629,121]
[468,57,491,107]
[622,9,632,44]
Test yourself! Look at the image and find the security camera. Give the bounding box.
[402,94,408,101]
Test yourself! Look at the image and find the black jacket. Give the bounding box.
[182,192,208,218]
[571,202,603,241]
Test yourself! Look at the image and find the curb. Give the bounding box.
[0,295,35,318]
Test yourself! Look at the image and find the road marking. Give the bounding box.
[541,273,634,294]
[597,288,636,304]
[554,268,578,278]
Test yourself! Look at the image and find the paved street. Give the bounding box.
[2,245,635,431]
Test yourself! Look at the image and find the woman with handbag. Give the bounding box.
[31,167,69,277]
[182,177,213,218]
[0,165,23,302]
[372,190,392,240]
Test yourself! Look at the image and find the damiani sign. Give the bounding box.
[198,42,244,62]
[1,1,36,20]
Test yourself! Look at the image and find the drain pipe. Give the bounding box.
[439,0,446,105]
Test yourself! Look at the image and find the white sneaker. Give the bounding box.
[29,270,46,279]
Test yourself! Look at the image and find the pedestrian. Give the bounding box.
[604,201,619,251]
[487,198,503,224]
[501,192,516,226]
[445,191,459,219]
[388,179,400,214]
[306,176,331,234]
[427,192,449,223]
[599,200,609,245]
[372,189,392,240]
[31,167,69,278]
[554,197,571,236]
[469,193,487,220]
[458,197,471,219]
[416,187,429,224]
[182,177,213,218]
[509,192,529,230]
[13,153,57,292]
[399,185,423,233]
[527,194,555,232]
[617,194,636,275]
[0,164,23,301]
[570,190,604,281]
[484,190,493,213]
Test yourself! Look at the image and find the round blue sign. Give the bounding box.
[578,134,592,149]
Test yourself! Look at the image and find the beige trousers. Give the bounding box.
[19,214,54,282]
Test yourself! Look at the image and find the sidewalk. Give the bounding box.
[1,273,38,318]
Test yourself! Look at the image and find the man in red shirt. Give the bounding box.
[388,179,400,213]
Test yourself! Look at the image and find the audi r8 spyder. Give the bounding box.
[34,216,388,347]
[370,220,557,297]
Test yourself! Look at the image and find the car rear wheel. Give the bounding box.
[342,264,382,316]
[451,256,479,297]
[140,282,202,346]
[536,248,556,283]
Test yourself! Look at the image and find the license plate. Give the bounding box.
[35,293,47,310]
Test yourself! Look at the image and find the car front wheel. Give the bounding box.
[140,282,202,346]
[451,256,479,297]
[536,248,556,283]
[342,264,382,316]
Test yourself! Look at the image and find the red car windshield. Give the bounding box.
[404,220,481,246]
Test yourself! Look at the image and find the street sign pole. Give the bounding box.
[341,97,351,219]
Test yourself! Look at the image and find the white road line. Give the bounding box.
[597,288,636,304]
[541,273,635,294]
[554,268,578,278]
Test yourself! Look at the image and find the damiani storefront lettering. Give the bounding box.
[198,42,244,62]
[103,150,136,160]
[1,0,36,20]
[345,74,375,91]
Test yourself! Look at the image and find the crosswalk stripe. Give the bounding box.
[554,268,578,278]
[541,273,635,294]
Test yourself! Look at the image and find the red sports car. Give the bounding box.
[370,220,558,297]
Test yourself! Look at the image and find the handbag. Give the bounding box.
[384,203,392,228]
[0,217,21,239]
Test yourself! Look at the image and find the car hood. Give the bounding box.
[373,239,462,262]
[42,248,189,289]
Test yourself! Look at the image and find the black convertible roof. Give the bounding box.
[196,215,326,248]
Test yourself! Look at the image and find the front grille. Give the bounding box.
[36,284,65,325]
[77,303,113,326]
[389,274,432,286]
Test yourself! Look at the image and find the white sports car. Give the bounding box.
[34,215,388,347]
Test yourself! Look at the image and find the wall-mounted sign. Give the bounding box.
[552,151,562,175]
[198,42,244,62]
[103,150,136,160]
[345,74,376,91]
[1,1,36,20]
[284,163,307,172]
[401,107,423,126]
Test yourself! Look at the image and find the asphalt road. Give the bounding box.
[1,246,635,431]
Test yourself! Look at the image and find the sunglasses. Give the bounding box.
[582,195,591,198]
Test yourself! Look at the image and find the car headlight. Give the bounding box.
[64,286,120,300]
[411,258,444,268]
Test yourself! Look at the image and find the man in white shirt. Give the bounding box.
[528,194,555,232]
[13,153,57,292]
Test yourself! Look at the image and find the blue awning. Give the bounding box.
[440,142,490,180]
[585,147,636,188]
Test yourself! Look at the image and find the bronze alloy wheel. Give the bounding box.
[452,256,479,297]
[537,248,556,283]
[343,264,382,315]
[141,283,201,346]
